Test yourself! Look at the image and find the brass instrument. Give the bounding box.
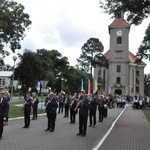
[32,97,36,104]
[74,100,83,111]
[70,98,75,108]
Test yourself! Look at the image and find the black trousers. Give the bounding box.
[70,109,76,123]
[47,113,56,130]
[58,102,64,113]
[33,107,38,119]
[79,115,88,134]
[0,115,4,137]
[98,110,104,122]
[89,110,96,126]
[24,110,31,127]
[64,105,69,117]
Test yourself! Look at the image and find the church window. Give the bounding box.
[116,77,121,84]
[117,37,122,44]
[136,86,139,93]
[116,65,121,72]
[115,50,123,59]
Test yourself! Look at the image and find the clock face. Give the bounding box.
[116,30,122,36]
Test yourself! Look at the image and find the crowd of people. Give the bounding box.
[0,89,149,140]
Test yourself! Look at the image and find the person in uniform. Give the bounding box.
[22,92,32,128]
[58,93,64,113]
[3,91,10,126]
[45,92,58,132]
[64,94,71,118]
[32,95,39,120]
[98,95,105,122]
[0,90,8,140]
[89,94,98,127]
[76,93,89,137]
[69,96,77,124]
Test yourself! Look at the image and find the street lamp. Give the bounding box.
[61,78,64,91]
[10,55,17,105]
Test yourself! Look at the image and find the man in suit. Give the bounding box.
[0,90,8,140]
[89,94,98,127]
[32,95,39,120]
[76,93,90,137]
[45,92,58,132]
[22,92,32,128]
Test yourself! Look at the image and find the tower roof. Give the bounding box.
[109,19,130,27]
[104,50,146,65]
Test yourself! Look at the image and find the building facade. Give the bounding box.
[94,12,146,96]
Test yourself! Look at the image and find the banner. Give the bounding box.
[88,79,92,95]
[81,79,84,91]
[93,79,97,94]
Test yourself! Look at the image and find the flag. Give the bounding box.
[93,79,98,94]
[81,79,84,91]
[88,79,92,95]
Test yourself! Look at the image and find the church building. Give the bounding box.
[94,12,146,96]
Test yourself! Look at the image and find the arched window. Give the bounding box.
[117,37,122,44]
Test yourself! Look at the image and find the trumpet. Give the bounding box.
[46,99,52,107]
[74,100,83,111]
[70,99,75,108]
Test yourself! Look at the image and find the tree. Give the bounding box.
[136,23,150,60]
[15,50,42,94]
[0,0,32,57]
[100,0,150,25]
[77,38,108,79]
[15,49,70,95]
[144,73,150,96]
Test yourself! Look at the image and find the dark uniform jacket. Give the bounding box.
[0,97,7,117]
[79,99,89,117]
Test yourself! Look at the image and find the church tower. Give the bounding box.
[94,11,146,96]
[108,11,131,95]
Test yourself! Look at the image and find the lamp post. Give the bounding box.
[10,55,17,105]
[61,78,64,91]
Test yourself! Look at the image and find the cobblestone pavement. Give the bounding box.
[0,106,122,150]
[98,105,150,150]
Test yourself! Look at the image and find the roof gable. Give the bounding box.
[104,50,146,65]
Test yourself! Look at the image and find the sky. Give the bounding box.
[5,0,150,73]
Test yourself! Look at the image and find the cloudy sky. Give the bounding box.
[6,0,150,73]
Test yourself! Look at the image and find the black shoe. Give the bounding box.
[22,126,27,128]
[69,122,73,123]
[82,133,86,137]
[89,125,92,127]
[0,137,2,140]
[93,125,96,127]
[45,129,50,131]
[50,129,54,132]
[76,133,82,136]
[63,116,66,118]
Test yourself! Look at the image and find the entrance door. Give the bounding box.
[115,89,122,95]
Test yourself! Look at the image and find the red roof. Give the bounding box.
[104,50,146,65]
[109,19,130,27]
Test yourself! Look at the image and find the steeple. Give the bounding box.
[115,11,124,19]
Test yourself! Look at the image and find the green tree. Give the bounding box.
[0,64,13,71]
[0,0,32,57]
[77,37,108,79]
[100,0,150,25]
[136,23,150,60]
[144,73,150,96]
[15,49,70,95]
[15,50,42,94]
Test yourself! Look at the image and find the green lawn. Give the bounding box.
[143,109,150,123]
[9,99,46,118]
